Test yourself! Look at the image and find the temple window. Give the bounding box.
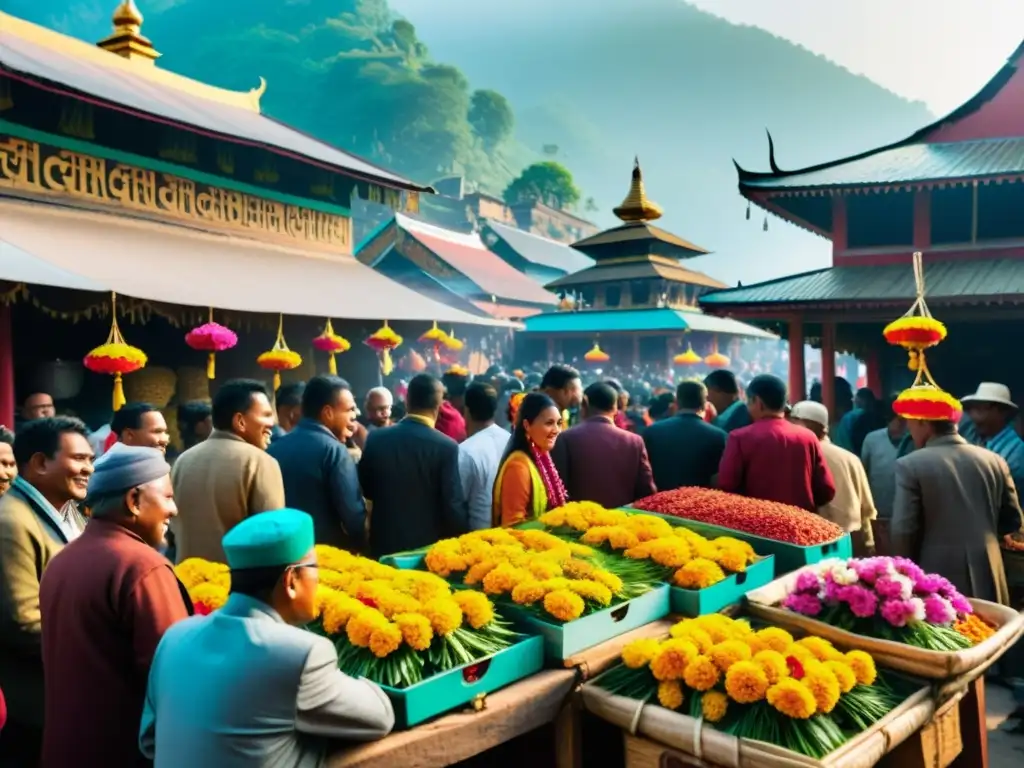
[605,285,622,308]
[630,280,651,306]
[846,190,913,248]
[930,186,973,245]
[977,182,1024,240]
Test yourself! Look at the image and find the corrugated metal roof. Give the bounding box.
[0,12,427,192]
[521,308,776,338]
[396,215,557,306]
[742,138,1024,190]
[700,258,1024,306]
[483,220,593,274]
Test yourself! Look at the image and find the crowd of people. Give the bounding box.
[0,361,1022,765]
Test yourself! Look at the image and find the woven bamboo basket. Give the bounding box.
[176,367,210,403]
[124,367,177,408]
[161,405,182,453]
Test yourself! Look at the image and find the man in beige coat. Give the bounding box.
[892,417,1024,605]
[791,401,877,556]
[172,380,285,564]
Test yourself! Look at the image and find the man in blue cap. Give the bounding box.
[140,509,394,766]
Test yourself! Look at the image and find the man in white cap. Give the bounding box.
[140,509,393,766]
[790,400,878,556]
[960,382,1024,492]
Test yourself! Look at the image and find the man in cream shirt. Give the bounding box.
[791,401,878,555]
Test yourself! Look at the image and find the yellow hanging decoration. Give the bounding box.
[312,319,351,376]
[257,314,303,391]
[82,292,148,412]
[883,251,947,370]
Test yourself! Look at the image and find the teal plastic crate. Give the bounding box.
[502,584,670,661]
[669,554,775,616]
[623,509,852,574]
[380,634,544,728]
[380,552,426,570]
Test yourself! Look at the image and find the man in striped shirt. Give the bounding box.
[960,382,1024,492]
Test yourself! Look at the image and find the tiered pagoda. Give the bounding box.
[519,160,774,367]
[700,39,1024,415]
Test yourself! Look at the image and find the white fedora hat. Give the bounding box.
[961,382,1017,409]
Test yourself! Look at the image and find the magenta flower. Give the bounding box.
[823,579,850,604]
[880,598,919,627]
[913,573,945,596]
[875,574,912,600]
[795,571,821,594]
[923,595,956,625]
[949,593,973,615]
[783,592,823,616]
[845,585,880,618]
[893,557,925,583]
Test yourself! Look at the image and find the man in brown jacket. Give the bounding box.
[171,379,285,564]
[0,417,93,767]
[893,417,1024,605]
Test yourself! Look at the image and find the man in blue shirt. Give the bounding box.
[959,382,1024,492]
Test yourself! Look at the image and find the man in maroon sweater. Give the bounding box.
[718,374,836,512]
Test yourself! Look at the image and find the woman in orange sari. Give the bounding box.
[492,393,567,527]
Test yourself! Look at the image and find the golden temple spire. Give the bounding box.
[612,157,663,223]
[97,0,161,65]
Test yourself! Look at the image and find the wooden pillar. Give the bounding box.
[950,677,988,768]
[631,335,640,368]
[831,196,848,263]
[866,348,882,398]
[0,304,12,429]
[821,321,837,418]
[788,317,806,402]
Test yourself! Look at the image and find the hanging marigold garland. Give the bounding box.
[83,292,147,412]
[673,341,702,366]
[442,328,464,352]
[185,308,238,380]
[419,320,450,363]
[704,335,730,368]
[257,314,302,391]
[584,342,610,363]
[884,252,961,422]
[312,318,351,375]
[883,251,947,371]
[365,320,403,376]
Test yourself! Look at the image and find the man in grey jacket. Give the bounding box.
[140,509,393,766]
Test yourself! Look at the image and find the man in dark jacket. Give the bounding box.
[359,374,468,559]
[553,382,656,508]
[644,381,727,490]
[705,370,752,433]
[268,376,365,552]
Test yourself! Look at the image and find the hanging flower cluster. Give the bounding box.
[883,252,961,422]
[584,342,610,363]
[83,292,147,411]
[257,314,302,391]
[704,335,730,368]
[365,321,403,376]
[673,342,702,366]
[185,308,237,380]
[312,319,351,375]
[443,329,464,352]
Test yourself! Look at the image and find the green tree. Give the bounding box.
[468,89,514,151]
[503,161,581,210]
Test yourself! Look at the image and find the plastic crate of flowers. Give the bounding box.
[745,557,1024,681]
[630,487,852,573]
[420,527,669,660]
[536,502,776,616]
[175,547,544,728]
[581,614,936,767]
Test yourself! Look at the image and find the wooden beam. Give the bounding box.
[788,317,806,402]
[831,196,848,263]
[821,321,837,417]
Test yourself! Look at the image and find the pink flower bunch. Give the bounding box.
[782,556,973,628]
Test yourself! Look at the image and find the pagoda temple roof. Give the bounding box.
[546,256,725,291]
[521,307,776,339]
[700,257,1024,311]
[482,219,593,276]
[0,9,430,193]
[736,39,1024,195]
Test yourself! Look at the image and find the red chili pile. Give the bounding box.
[632,487,843,546]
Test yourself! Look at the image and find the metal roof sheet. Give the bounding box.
[483,220,593,274]
[741,138,1024,190]
[521,307,775,338]
[0,12,427,191]
[546,259,726,290]
[700,258,1024,306]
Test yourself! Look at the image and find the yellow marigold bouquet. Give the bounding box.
[424,528,656,624]
[175,547,519,688]
[599,614,912,759]
[538,503,761,590]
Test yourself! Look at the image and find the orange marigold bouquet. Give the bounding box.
[599,614,913,759]
[175,546,519,688]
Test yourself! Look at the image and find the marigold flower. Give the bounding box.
[190,582,228,612]
[701,691,729,723]
[566,579,613,606]
[511,580,547,605]
[453,590,495,629]
[651,640,699,681]
[692,614,736,643]
[321,592,363,635]
[674,558,726,590]
[538,509,567,527]
[725,660,770,704]
[622,638,661,669]
[347,608,389,647]
[369,622,403,658]
[683,655,720,691]
[797,636,844,662]
[608,527,641,550]
[482,563,530,595]
[753,650,789,685]
[526,560,563,580]
[590,569,624,595]
[657,680,685,710]
[623,543,655,560]
[712,537,755,560]
[561,558,595,579]
[714,547,748,573]
[394,612,433,651]
[567,542,595,558]
[175,558,228,589]
[767,678,817,719]
[464,560,500,585]
[544,589,585,622]
[844,650,877,686]
[754,627,794,654]
[648,538,692,568]
[709,640,752,672]
[669,622,713,654]
[422,597,464,636]
[581,526,614,546]
[801,663,841,713]
[825,660,857,693]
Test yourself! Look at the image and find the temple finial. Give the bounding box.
[612,157,663,223]
[97,1,160,64]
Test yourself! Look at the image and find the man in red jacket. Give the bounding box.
[717,374,835,512]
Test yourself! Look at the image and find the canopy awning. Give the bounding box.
[0,200,514,327]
